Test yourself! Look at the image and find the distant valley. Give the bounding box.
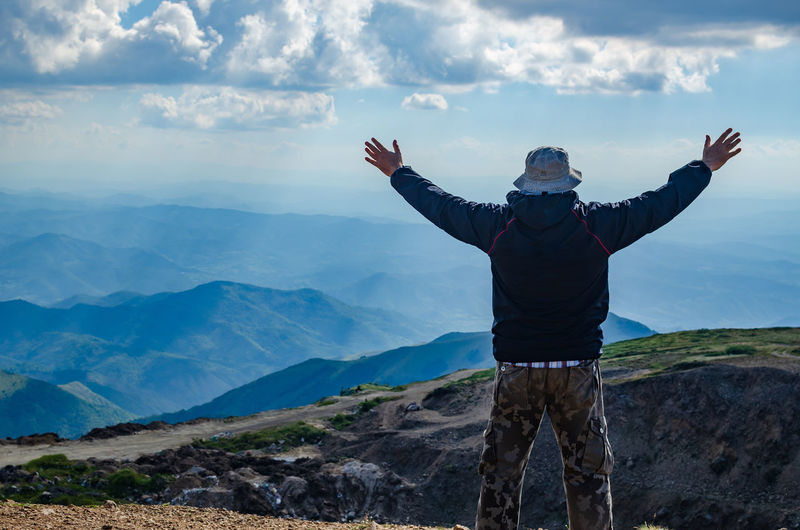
[0,281,434,418]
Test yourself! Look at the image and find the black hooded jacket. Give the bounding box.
[390,160,712,362]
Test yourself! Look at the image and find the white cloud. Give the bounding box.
[401,93,448,110]
[4,0,220,76]
[139,86,336,129]
[0,0,796,96]
[9,0,136,74]
[226,0,383,87]
[0,100,62,125]
[132,1,222,67]
[193,0,215,16]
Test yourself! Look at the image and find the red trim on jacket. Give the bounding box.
[487,217,517,255]
[571,209,611,256]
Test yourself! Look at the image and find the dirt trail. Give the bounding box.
[0,369,481,467]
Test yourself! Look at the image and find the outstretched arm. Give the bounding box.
[588,128,743,254]
[364,137,506,253]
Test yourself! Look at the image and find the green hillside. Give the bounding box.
[150,331,493,423]
[0,371,135,439]
[601,327,800,376]
[0,281,434,416]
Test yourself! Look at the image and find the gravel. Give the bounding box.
[0,500,463,530]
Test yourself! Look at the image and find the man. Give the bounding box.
[364,129,741,530]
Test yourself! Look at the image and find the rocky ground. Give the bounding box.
[2,349,799,530]
[0,500,462,529]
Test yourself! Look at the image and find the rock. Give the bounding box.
[104,500,118,510]
[169,472,204,492]
[406,402,422,411]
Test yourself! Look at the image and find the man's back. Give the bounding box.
[389,160,711,362]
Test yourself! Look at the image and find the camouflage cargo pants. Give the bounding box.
[475,360,614,530]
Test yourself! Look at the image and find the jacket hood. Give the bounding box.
[506,190,578,229]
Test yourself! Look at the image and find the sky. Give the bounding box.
[0,0,798,211]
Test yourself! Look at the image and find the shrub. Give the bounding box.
[106,468,168,498]
[23,454,92,480]
[724,344,757,356]
[329,413,355,430]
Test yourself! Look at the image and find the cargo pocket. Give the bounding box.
[581,417,613,475]
[477,420,497,475]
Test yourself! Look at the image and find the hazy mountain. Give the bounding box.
[51,291,146,309]
[0,370,135,439]
[0,281,435,416]
[0,233,203,305]
[0,195,798,331]
[329,266,492,331]
[151,314,655,424]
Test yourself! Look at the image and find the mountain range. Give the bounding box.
[0,281,434,417]
[1,196,798,331]
[0,288,653,437]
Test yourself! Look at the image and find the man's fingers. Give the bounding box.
[714,128,733,145]
[724,135,741,149]
[705,135,711,149]
[729,147,742,158]
[372,137,389,152]
[365,145,378,158]
[393,139,401,155]
[364,157,379,167]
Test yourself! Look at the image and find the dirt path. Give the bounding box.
[0,501,466,530]
[0,369,482,466]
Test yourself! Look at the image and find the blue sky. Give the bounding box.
[0,0,798,208]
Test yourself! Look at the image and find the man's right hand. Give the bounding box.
[702,128,742,172]
[365,138,403,177]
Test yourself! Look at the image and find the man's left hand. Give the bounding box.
[365,138,403,177]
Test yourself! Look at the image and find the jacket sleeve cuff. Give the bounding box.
[689,159,712,176]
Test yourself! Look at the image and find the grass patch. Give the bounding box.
[314,397,338,406]
[329,413,355,430]
[328,396,401,430]
[193,421,326,453]
[444,368,495,388]
[22,454,93,481]
[723,344,758,356]
[340,382,394,396]
[600,327,799,376]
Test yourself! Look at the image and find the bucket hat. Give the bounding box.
[513,146,582,193]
